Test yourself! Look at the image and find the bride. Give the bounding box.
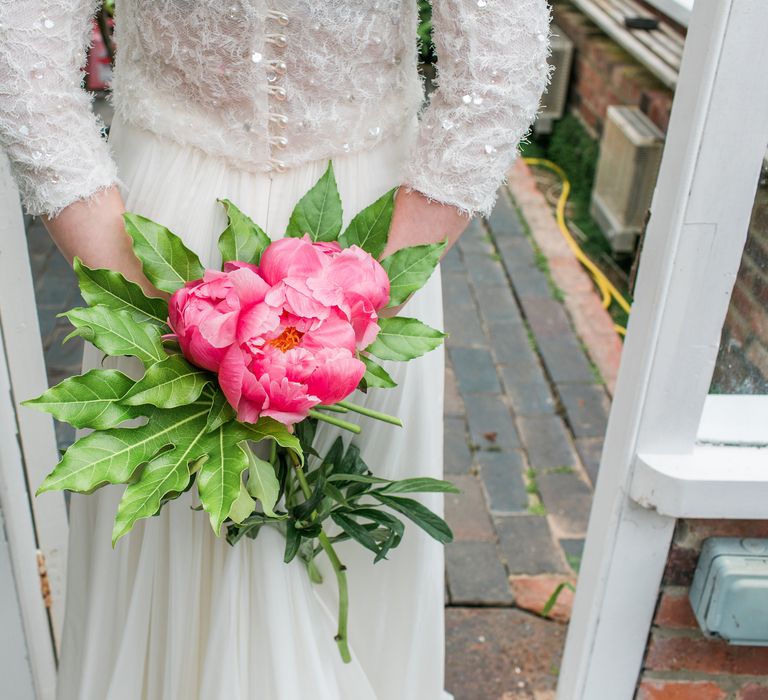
[0,2,550,698]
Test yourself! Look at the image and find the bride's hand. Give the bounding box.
[42,186,163,298]
[379,186,471,316]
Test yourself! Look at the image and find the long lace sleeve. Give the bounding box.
[402,0,552,217]
[0,1,117,217]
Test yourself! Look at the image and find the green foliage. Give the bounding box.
[359,355,397,390]
[217,198,271,265]
[338,187,396,258]
[286,162,343,242]
[366,316,446,361]
[122,355,209,408]
[381,239,446,306]
[417,1,435,64]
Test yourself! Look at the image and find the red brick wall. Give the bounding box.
[636,520,768,699]
[552,1,675,135]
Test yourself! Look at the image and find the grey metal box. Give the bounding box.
[689,537,768,646]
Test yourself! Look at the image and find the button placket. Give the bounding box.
[265,9,289,172]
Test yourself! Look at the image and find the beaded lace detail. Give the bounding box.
[0,1,550,218]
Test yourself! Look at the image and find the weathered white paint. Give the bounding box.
[698,395,768,445]
[557,2,768,698]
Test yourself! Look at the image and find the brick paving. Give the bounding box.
[25,180,611,699]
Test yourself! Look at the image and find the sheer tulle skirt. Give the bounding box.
[56,117,447,700]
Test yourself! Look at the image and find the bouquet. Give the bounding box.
[26,163,456,661]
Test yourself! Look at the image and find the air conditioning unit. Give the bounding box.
[591,106,665,254]
[534,24,574,135]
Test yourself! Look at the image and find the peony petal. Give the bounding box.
[226,265,271,306]
[259,237,327,286]
[218,344,247,410]
[301,315,357,354]
[306,347,366,405]
[237,302,281,343]
[197,309,238,348]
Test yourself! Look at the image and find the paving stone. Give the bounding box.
[444,306,488,349]
[536,333,597,384]
[444,416,474,475]
[558,383,611,438]
[472,284,524,325]
[444,361,466,418]
[500,370,557,416]
[445,541,513,605]
[487,321,540,370]
[517,415,577,471]
[449,346,501,395]
[445,607,564,700]
[464,252,510,289]
[442,271,476,311]
[536,471,593,538]
[441,245,465,273]
[477,450,529,514]
[575,436,604,487]
[509,574,577,623]
[495,235,538,271]
[521,297,573,337]
[559,538,585,573]
[509,265,553,301]
[486,189,526,238]
[457,218,494,256]
[445,474,496,542]
[495,515,567,574]
[54,420,76,452]
[463,392,521,451]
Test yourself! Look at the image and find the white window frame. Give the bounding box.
[644,0,695,27]
[557,1,768,698]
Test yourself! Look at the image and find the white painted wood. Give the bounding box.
[0,154,68,650]
[557,2,768,698]
[645,0,694,26]
[632,448,768,518]
[698,395,768,446]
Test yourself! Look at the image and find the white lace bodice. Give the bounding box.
[0,1,551,218]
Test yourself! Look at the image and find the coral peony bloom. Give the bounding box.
[168,267,277,371]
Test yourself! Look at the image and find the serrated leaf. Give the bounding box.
[63,305,167,367]
[245,417,304,465]
[205,389,236,432]
[381,239,446,307]
[374,493,453,544]
[285,162,343,242]
[246,450,280,517]
[360,355,397,389]
[111,414,210,544]
[217,198,271,266]
[123,212,205,293]
[37,403,211,494]
[366,316,445,362]
[122,354,210,408]
[73,258,168,325]
[197,425,251,535]
[338,187,396,258]
[23,368,138,430]
[377,477,460,495]
[228,480,257,524]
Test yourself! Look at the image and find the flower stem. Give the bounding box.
[289,450,352,663]
[308,409,361,434]
[315,404,349,413]
[336,400,403,427]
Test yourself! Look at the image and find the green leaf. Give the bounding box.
[331,512,382,556]
[111,415,211,544]
[284,520,301,563]
[338,187,396,258]
[62,305,167,368]
[73,258,168,325]
[374,493,454,544]
[285,162,343,242]
[366,316,445,362]
[123,212,205,293]
[122,355,210,408]
[245,450,281,517]
[381,239,446,307]
[23,368,138,430]
[217,199,271,265]
[197,425,251,535]
[327,473,389,485]
[228,480,256,525]
[377,477,460,495]
[245,417,304,465]
[205,389,236,433]
[360,355,397,389]
[37,403,211,494]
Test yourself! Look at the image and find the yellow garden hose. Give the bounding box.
[523,157,630,336]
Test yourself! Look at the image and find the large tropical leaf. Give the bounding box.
[285,162,343,242]
[217,199,271,266]
[365,316,445,362]
[245,417,304,465]
[122,354,210,408]
[246,450,281,517]
[62,305,167,367]
[228,481,256,524]
[23,368,138,430]
[73,258,168,325]
[205,388,236,432]
[338,187,396,258]
[37,402,211,494]
[380,239,446,307]
[123,212,205,293]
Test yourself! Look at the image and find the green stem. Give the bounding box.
[336,400,403,427]
[308,409,361,434]
[288,451,351,663]
[315,404,350,413]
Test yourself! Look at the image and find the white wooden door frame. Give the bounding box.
[556,2,768,698]
[0,155,69,698]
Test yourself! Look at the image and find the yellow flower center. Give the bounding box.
[268,326,304,352]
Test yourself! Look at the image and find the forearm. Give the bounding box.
[41,186,158,296]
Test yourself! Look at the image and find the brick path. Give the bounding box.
[26,182,610,700]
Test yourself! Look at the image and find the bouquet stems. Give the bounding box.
[290,451,352,663]
[336,400,403,427]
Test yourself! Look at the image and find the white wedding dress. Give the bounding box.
[0,2,550,698]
